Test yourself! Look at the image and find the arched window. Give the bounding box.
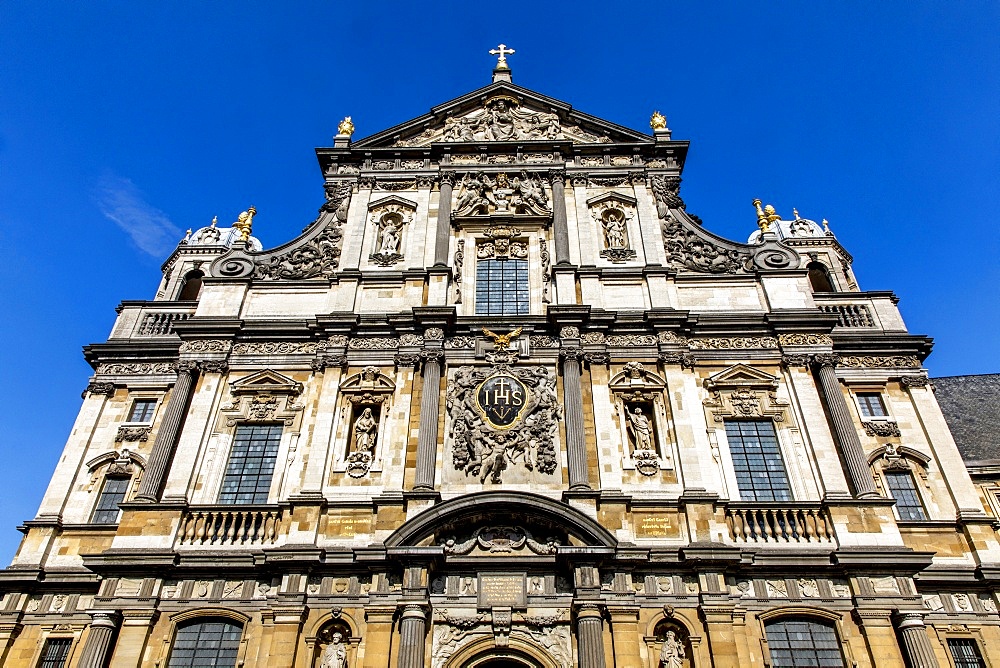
[807,262,835,293]
[764,618,844,668]
[168,618,242,668]
[177,270,204,301]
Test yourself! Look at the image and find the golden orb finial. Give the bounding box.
[233,205,257,243]
[650,111,667,131]
[752,199,770,234]
[337,116,355,137]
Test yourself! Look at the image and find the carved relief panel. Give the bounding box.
[331,367,396,478]
[609,362,674,476]
[367,196,416,267]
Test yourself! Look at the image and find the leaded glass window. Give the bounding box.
[128,399,157,423]
[948,638,986,668]
[765,618,844,668]
[92,476,130,524]
[38,638,73,668]
[725,420,791,501]
[218,424,282,504]
[475,258,529,316]
[884,471,927,521]
[168,619,242,668]
[856,392,888,418]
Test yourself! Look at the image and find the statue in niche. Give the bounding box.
[378,218,401,255]
[659,630,685,668]
[319,632,347,668]
[353,408,378,454]
[627,406,654,452]
[604,210,628,249]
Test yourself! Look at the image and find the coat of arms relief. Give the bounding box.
[446,329,561,485]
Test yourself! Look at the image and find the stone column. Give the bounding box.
[413,350,443,490]
[576,604,607,668]
[135,361,198,502]
[560,341,590,491]
[397,604,428,668]
[812,355,879,498]
[551,171,570,265]
[896,613,940,668]
[434,173,455,266]
[76,611,120,668]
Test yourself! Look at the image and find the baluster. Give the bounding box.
[224,512,237,544]
[270,512,280,543]
[801,510,814,542]
[195,512,208,543]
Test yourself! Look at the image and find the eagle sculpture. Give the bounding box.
[482,326,523,348]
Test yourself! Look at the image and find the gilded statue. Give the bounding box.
[650,111,667,130]
[233,206,257,242]
[337,117,355,137]
[482,326,523,348]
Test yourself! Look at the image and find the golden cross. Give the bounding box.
[489,44,515,69]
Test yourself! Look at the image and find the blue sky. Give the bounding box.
[1,2,998,563]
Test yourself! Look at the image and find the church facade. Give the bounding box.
[2,57,998,668]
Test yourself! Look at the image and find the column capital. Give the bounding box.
[82,381,116,398]
[811,353,841,369]
[174,360,200,373]
[197,359,228,374]
[87,610,121,629]
[439,171,457,187]
[313,353,348,371]
[560,347,584,362]
[394,353,422,369]
[575,602,604,619]
[399,603,428,620]
[901,375,929,388]
[548,169,566,184]
[896,611,927,629]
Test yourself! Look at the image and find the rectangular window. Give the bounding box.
[38,638,73,668]
[948,639,985,668]
[91,476,131,524]
[725,420,791,502]
[856,392,888,418]
[128,399,157,423]
[218,424,282,504]
[884,471,927,521]
[475,258,529,316]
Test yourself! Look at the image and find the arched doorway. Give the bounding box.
[449,640,555,668]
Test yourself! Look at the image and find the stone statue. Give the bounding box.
[319,632,347,668]
[604,212,627,249]
[378,220,401,254]
[353,408,377,454]
[659,630,684,668]
[627,407,653,451]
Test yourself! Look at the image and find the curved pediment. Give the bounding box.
[384,491,617,550]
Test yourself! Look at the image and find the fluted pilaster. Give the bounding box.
[135,362,197,502]
[561,343,589,490]
[551,171,570,264]
[576,604,606,668]
[76,611,119,668]
[813,355,878,497]
[397,604,427,668]
[434,173,455,266]
[413,350,443,490]
[896,614,940,668]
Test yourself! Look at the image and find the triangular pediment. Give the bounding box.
[230,369,303,395]
[352,82,652,148]
[703,364,779,390]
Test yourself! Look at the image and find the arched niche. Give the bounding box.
[643,611,703,668]
[443,631,563,668]
[304,612,359,668]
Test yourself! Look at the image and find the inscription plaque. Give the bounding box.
[477,573,526,608]
[476,374,529,429]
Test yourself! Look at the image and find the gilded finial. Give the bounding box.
[233,205,257,243]
[752,199,770,233]
[650,111,667,131]
[489,44,515,70]
[337,117,354,137]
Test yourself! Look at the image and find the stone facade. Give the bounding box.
[2,63,999,668]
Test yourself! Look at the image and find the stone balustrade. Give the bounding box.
[177,506,282,546]
[136,310,192,336]
[725,503,835,544]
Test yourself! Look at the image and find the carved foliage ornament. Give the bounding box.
[477,225,527,260]
[447,360,561,484]
[440,526,559,556]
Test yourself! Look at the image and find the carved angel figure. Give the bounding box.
[454,173,492,215]
[627,407,653,451]
[353,408,377,454]
[319,632,346,668]
[659,630,685,668]
[512,171,549,214]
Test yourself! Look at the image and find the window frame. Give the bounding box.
[217,423,283,505]
[166,617,244,668]
[941,633,992,668]
[91,475,132,524]
[126,397,158,424]
[854,391,890,419]
[36,637,76,668]
[722,419,793,502]
[762,616,847,668]
[882,469,929,521]
[474,256,530,316]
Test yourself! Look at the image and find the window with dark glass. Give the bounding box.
[475,258,529,316]
[128,399,157,423]
[725,420,791,501]
[218,424,282,504]
[168,619,242,668]
[38,638,73,668]
[91,476,130,524]
[765,618,844,668]
[177,269,204,301]
[948,638,986,668]
[856,392,888,418]
[883,471,927,521]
